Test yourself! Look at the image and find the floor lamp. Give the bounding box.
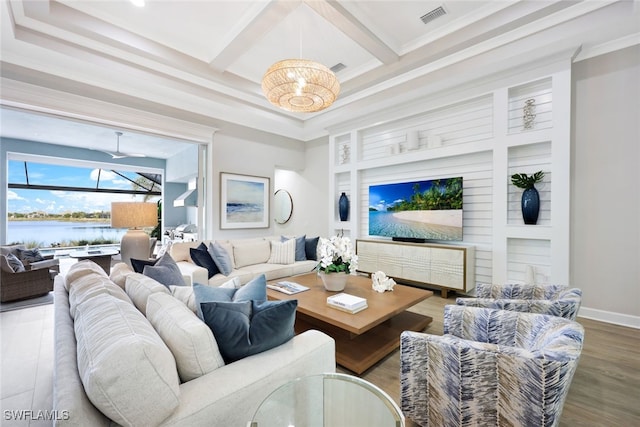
[111,202,158,268]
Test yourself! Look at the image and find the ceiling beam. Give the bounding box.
[208,0,299,72]
[304,0,398,64]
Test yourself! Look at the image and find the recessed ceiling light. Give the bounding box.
[130,0,145,7]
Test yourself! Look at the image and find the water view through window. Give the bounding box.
[7,160,161,247]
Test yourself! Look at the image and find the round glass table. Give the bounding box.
[248,373,404,427]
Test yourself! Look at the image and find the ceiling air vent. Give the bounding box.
[330,63,346,73]
[420,5,447,25]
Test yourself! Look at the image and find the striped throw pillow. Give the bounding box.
[268,239,296,265]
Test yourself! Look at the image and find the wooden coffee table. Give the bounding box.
[267,272,433,374]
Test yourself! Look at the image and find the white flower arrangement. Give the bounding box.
[318,235,358,274]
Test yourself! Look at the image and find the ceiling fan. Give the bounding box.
[101,131,146,158]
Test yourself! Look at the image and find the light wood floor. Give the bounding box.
[1,293,638,426]
[338,292,640,427]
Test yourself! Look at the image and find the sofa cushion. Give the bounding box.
[200,299,297,363]
[268,239,296,264]
[125,273,171,315]
[146,292,225,382]
[190,243,220,279]
[208,241,234,275]
[109,262,134,289]
[74,293,180,426]
[282,235,307,261]
[65,260,109,291]
[305,236,320,261]
[233,240,271,268]
[5,253,25,272]
[193,274,267,319]
[143,253,185,288]
[168,241,201,263]
[130,257,158,274]
[68,274,132,318]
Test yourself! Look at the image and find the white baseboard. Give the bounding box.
[578,306,640,329]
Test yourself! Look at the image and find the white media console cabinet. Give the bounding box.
[356,239,475,298]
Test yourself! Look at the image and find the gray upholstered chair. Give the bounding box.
[0,245,59,302]
[456,283,582,320]
[400,305,584,427]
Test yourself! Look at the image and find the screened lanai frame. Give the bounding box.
[4,152,164,245]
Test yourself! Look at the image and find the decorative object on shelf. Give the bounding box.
[371,271,396,293]
[262,59,340,113]
[220,172,270,229]
[317,235,358,292]
[111,202,158,268]
[427,134,442,148]
[407,131,420,150]
[522,98,536,130]
[340,143,350,164]
[338,192,349,221]
[511,170,544,225]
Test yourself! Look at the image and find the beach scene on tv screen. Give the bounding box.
[368,177,463,241]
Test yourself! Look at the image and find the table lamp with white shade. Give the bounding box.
[111,202,158,268]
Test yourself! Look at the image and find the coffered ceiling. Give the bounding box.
[1,0,638,156]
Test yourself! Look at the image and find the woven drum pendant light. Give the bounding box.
[262,59,340,113]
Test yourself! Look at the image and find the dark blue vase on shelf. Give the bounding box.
[521,187,540,225]
[338,192,349,221]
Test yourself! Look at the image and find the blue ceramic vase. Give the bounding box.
[338,192,349,221]
[521,187,540,225]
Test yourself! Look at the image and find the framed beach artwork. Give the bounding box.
[220,173,270,229]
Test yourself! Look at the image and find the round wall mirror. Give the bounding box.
[274,189,293,224]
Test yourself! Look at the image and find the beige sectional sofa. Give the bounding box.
[169,236,319,287]
[53,260,335,426]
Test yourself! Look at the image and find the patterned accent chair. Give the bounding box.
[400,305,584,427]
[456,283,582,320]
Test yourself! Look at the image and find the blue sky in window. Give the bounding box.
[8,161,151,214]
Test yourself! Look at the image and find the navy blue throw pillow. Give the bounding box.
[305,236,319,261]
[131,257,158,274]
[190,243,219,279]
[200,299,297,363]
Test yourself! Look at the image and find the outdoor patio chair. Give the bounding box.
[0,245,59,302]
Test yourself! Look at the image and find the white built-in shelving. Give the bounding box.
[328,61,572,289]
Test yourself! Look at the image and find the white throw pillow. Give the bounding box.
[169,285,198,313]
[146,292,225,382]
[74,293,180,426]
[268,239,296,264]
[125,273,170,315]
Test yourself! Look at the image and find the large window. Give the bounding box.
[7,160,161,247]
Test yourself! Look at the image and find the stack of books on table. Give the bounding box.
[326,293,368,314]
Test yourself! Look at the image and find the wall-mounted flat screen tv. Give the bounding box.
[368,177,463,241]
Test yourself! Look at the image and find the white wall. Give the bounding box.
[273,137,329,239]
[211,132,328,240]
[571,45,640,326]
